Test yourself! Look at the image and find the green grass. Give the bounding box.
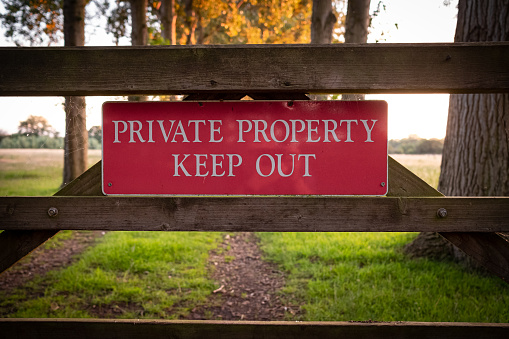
[258,232,509,322]
[258,156,509,322]
[0,149,102,196]
[2,150,508,322]
[1,231,222,318]
[0,149,223,318]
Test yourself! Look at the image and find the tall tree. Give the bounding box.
[0,0,88,185]
[18,115,56,137]
[344,0,370,43]
[129,0,148,45]
[63,0,88,186]
[160,0,176,44]
[343,0,370,100]
[404,0,509,264]
[128,0,148,101]
[311,0,337,44]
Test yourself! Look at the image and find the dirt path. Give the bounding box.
[186,232,300,320]
[0,231,105,293]
[0,231,299,320]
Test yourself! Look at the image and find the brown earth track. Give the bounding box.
[0,231,300,320]
[184,232,300,320]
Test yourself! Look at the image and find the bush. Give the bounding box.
[0,134,64,149]
[389,137,443,154]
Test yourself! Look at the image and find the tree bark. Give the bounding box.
[129,0,148,46]
[343,0,371,101]
[184,0,197,45]
[405,0,509,264]
[128,0,148,102]
[344,0,370,43]
[311,0,336,44]
[160,0,176,45]
[63,0,87,186]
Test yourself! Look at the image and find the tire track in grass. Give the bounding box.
[185,232,300,320]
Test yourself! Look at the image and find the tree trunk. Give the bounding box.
[184,0,197,45]
[129,0,148,45]
[160,0,176,45]
[62,0,87,186]
[128,0,148,102]
[404,0,509,265]
[344,0,370,43]
[311,0,336,44]
[343,0,371,101]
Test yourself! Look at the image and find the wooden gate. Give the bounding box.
[1,43,509,338]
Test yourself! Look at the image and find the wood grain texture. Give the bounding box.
[440,232,509,282]
[1,196,508,232]
[388,156,509,283]
[0,43,508,96]
[0,162,103,274]
[0,319,508,339]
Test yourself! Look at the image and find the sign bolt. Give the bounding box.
[108,182,112,187]
[48,207,59,217]
[437,208,448,218]
[380,182,386,187]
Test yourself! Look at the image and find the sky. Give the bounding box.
[0,0,459,140]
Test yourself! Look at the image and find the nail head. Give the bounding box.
[437,208,448,218]
[48,207,58,217]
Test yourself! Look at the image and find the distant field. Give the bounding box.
[0,149,101,196]
[390,154,441,189]
[0,150,439,195]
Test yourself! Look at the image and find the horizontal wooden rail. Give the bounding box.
[0,43,508,96]
[2,196,508,232]
[1,319,508,339]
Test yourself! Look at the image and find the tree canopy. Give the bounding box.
[0,0,63,46]
[18,115,57,137]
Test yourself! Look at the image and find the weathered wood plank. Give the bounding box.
[0,319,508,339]
[0,43,508,96]
[388,156,509,283]
[1,196,508,232]
[0,162,104,274]
[440,232,509,282]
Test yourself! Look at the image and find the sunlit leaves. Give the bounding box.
[0,0,64,46]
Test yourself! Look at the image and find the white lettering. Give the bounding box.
[211,154,225,177]
[227,154,242,177]
[276,154,296,177]
[195,154,209,177]
[298,154,316,177]
[188,120,206,143]
[307,120,321,142]
[173,154,191,176]
[158,120,175,142]
[254,120,271,142]
[129,120,145,143]
[340,120,358,142]
[209,120,223,143]
[113,120,127,143]
[171,121,189,143]
[323,120,340,142]
[237,120,252,143]
[290,119,305,142]
[361,119,377,142]
[147,120,155,143]
[270,120,290,143]
[256,154,275,177]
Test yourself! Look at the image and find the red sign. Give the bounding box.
[102,101,388,195]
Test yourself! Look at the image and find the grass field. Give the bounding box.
[391,154,442,189]
[1,150,508,321]
[0,149,101,196]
